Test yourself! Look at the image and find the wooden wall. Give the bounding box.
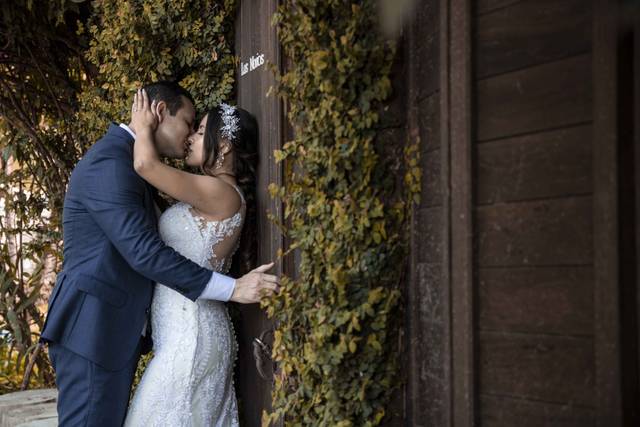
[405,0,451,425]
[229,0,635,424]
[473,0,595,424]
[234,0,283,425]
[405,0,637,425]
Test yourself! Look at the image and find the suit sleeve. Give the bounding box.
[82,153,212,301]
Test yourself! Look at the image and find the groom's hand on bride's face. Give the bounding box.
[230,262,280,304]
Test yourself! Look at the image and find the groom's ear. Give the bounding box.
[155,100,167,124]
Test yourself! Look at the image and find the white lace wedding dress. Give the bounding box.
[124,184,245,427]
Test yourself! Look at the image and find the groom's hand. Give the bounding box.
[230,262,279,304]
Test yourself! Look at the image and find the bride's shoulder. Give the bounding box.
[196,176,243,217]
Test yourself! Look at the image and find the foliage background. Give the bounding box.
[262,1,420,425]
[0,0,91,391]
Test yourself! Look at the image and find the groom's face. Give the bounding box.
[155,96,196,159]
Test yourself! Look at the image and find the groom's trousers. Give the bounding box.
[47,338,142,426]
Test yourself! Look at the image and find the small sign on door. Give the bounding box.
[240,53,265,77]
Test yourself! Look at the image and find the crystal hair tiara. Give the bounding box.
[219,103,239,141]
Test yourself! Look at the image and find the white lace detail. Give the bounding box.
[124,185,245,426]
[186,207,244,274]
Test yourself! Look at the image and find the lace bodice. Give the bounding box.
[158,184,246,274]
[124,183,244,427]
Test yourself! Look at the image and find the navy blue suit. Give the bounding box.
[40,124,214,425]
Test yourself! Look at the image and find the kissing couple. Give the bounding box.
[40,81,278,426]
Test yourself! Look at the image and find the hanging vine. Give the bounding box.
[263,0,421,425]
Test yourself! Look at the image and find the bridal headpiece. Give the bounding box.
[219,103,239,141]
[214,103,239,169]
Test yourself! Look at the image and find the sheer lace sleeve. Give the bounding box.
[185,185,246,273]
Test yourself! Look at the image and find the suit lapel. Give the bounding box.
[107,123,158,226]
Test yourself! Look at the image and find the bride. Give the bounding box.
[123,89,258,426]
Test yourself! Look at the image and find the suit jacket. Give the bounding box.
[41,124,212,371]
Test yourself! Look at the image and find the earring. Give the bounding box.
[214,151,225,169]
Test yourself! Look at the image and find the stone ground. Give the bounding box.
[0,389,57,426]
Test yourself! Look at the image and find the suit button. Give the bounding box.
[145,308,150,314]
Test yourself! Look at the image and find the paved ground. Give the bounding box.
[0,389,57,427]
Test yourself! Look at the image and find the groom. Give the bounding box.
[39,81,278,426]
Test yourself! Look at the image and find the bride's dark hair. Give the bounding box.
[200,106,258,276]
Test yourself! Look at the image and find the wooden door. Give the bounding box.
[234,0,283,425]
[406,0,638,425]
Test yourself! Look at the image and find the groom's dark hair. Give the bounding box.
[142,81,195,115]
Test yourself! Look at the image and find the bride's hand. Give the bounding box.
[131,88,158,132]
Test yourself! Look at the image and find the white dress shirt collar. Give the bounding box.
[119,123,136,139]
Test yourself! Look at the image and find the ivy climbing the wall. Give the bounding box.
[263,1,421,425]
[77,0,238,146]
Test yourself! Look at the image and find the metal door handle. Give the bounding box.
[252,329,274,380]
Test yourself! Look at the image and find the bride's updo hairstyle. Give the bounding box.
[201,105,259,276]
